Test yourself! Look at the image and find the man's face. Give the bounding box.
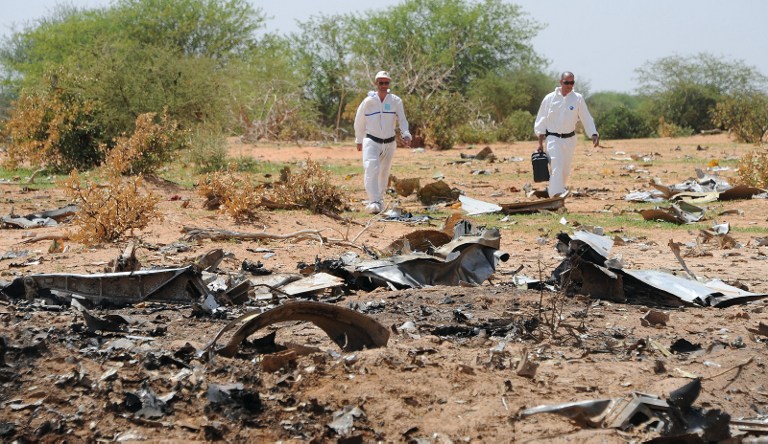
[560,74,575,94]
[376,78,390,92]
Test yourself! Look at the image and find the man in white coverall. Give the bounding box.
[354,70,411,214]
[534,71,599,197]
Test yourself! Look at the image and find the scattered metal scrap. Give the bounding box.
[549,230,768,307]
[639,201,705,224]
[460,146,497,161]
[1,204,78,229]
[500,196,565,215]
[459,194,565,216]
[646,173,766,202]
[204,301,390,358]
[520,379,731,442]
[389,176,421,197]
[417,180,460,205]
[1,265,209,305]
[350,228,509,288]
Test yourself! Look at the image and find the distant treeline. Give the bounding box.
[0,0,766,173]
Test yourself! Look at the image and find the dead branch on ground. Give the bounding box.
[18,233,70,245]
[181,226,362,250]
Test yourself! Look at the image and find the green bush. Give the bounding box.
[456,119,497,144]
[656,117,694,138]
[496,110,536,142]
[407,92,471,149]
[187,128,229,173]
[711,93,768,143]
[598,105,652,139]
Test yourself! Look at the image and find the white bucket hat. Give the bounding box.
[374,71,391,81]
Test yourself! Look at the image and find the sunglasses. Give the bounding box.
[378,81,390,85]
[562,81,575,85]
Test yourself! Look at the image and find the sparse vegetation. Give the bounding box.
[63,171,161,244]
[736,149,768,189]
[2,80,104,173]
[266,159,350,215]
[196,171,260,222]
[102,110,188,176]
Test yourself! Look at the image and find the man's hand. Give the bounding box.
[402,137,411,148]
[592,134,600,147]
[537,134,545,152]
[356,143,362,152]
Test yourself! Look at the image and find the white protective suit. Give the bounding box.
[354,90,411,209]
[534,87,598,197]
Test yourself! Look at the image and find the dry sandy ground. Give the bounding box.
[1,133,767,442]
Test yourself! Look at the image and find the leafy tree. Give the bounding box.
[294,0,545,144]
[588,91,646,119]
[229,35,324,141]
[598,105,652,140]
[407,91,472,149]
[711,92,768,144]
[111,0,263,60]
[0,0,268,170]
[468,68,552,121]
[292,16,354,133]
[634,53,767,133]
[348,0,543,96]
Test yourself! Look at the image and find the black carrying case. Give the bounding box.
[531,151,550,182]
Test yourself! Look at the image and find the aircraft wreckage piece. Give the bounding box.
[353,228,509,288]
[621,270,768,308]
[1,265,209,305]
[205,301,390,358]
[1,204,78,229]
[521,379,731,441]
[500,196,565,215]
[552,230,768,307]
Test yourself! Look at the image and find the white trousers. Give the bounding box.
[362,138,396,204]
[546,135,577,197]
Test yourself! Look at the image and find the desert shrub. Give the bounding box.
[187,128,229,173]
[196,171,258,222]
[598,105,653,139]
[229,156,261,173]
[456,119,498,145]
[240,90,329,143]
[656,117,694,138]
[407,92,471,149]
[63,171,161,245]
[3,86,104,173]
[736,150,768,188]
[267,159,349,214]
[711,93,768,144]
[102,110,187,176]
[496,110,536,142]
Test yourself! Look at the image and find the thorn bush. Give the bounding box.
[196,171,259,222]
[102,110,187,176]
[737,150,768,189]
[63,171,162,245]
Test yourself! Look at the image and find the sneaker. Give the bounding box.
[366,202,382,214]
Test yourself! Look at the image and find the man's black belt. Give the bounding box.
[366,134,396,144]
[546,130,576,138]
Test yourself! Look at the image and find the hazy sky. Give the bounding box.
[3,0,767,94]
